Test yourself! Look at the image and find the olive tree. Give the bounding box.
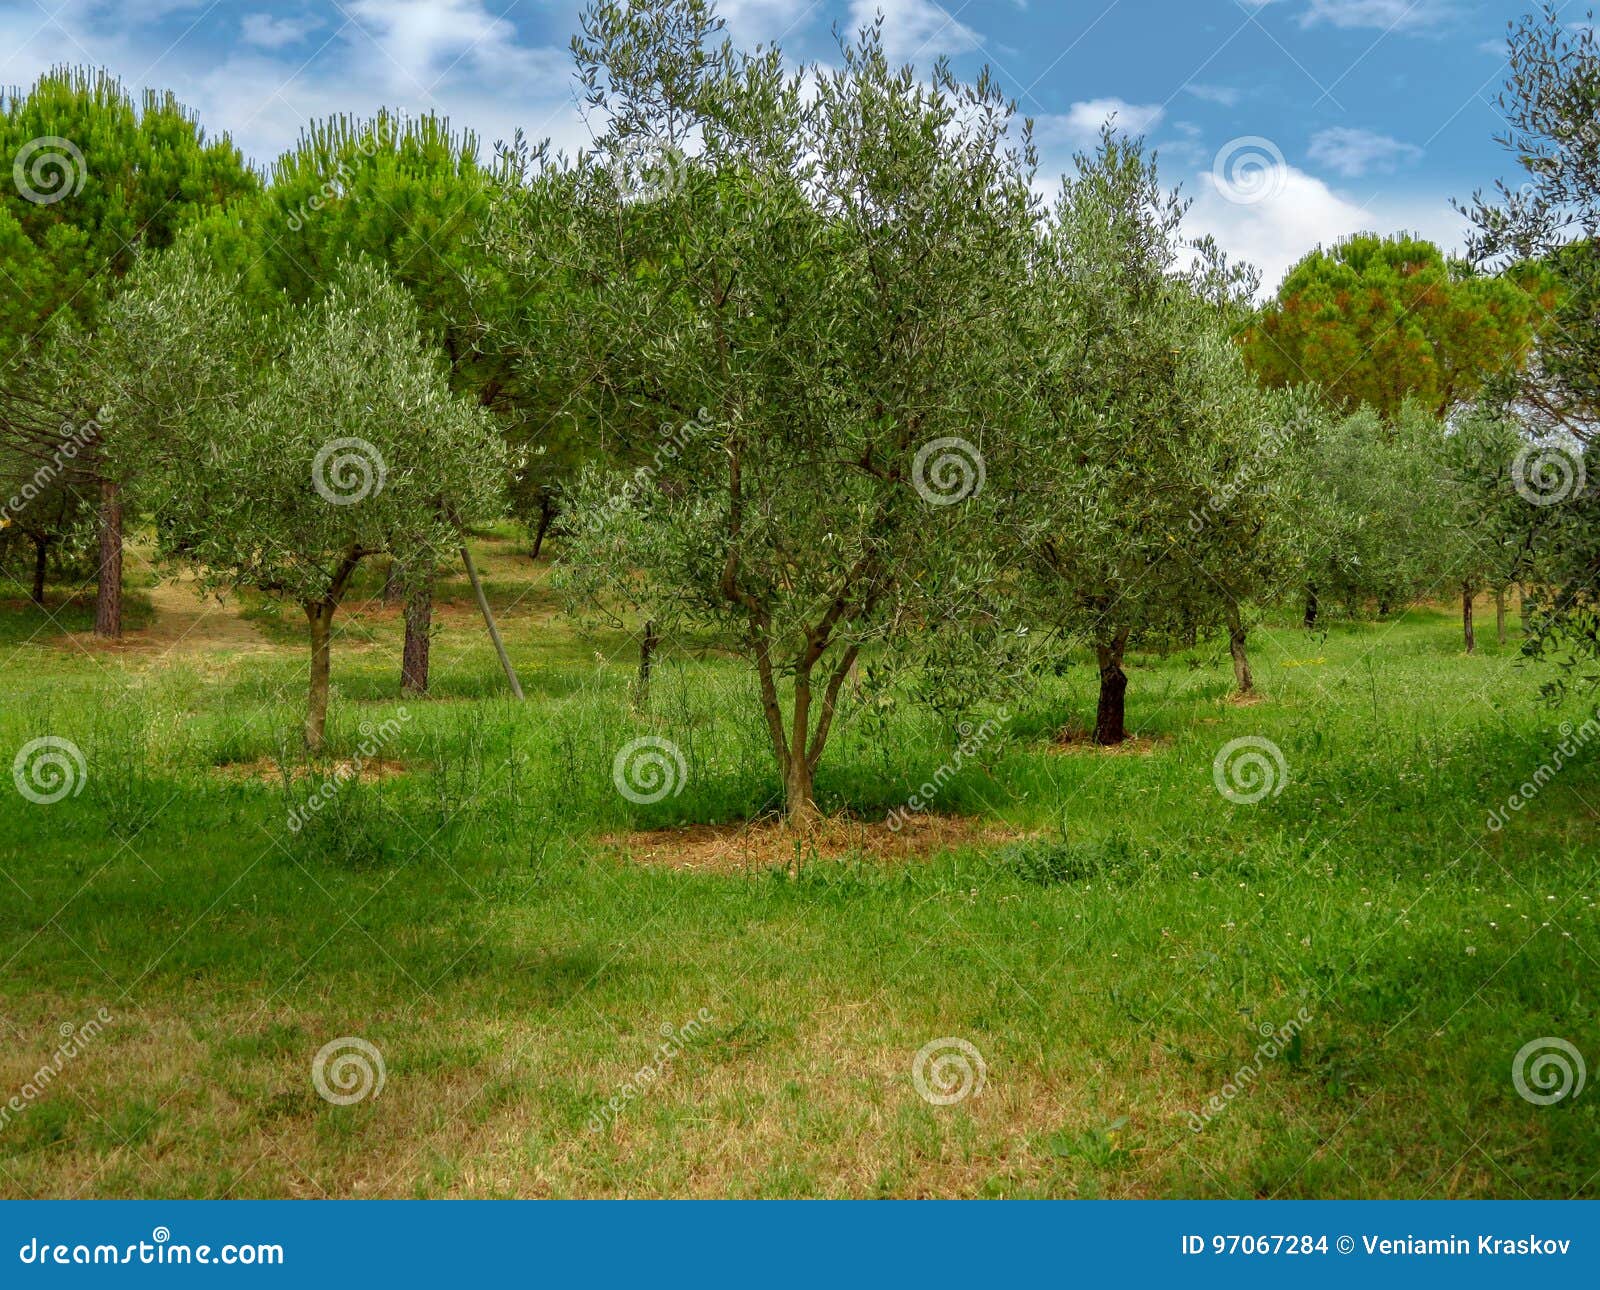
[146,261,505,749]
[1457,5,1600,686]
[188,111,542,695]
[499,0,1037,825]
[1440,407,1567,649]
[1293,401,1457,629]
[1013,134,1275,741]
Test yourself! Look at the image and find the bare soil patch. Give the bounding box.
[601,812,1023,874]
[62,576,271,656]
[1050,726,1169,756]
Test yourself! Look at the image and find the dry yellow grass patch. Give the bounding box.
[600,813,1024,874]
[1049,727,1170,757]
[210,757,407,784]
[1223,691,1267,707]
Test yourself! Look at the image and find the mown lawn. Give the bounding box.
[0,536,1596,1197]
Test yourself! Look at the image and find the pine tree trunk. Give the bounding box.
[400,558,434,696]
[1462,583,1475,656]
[634,618,659,712]
[1094,634,1129,745]
[305,602,334,753]
[1495,588,1507,647]
[1303,584,1319,631]
[1225,601,1253,695]
[29,535,48,607]
[94,479,122,638]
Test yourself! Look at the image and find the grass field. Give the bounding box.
[1,533,1596,1198]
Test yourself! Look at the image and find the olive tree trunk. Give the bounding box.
[1224,601,1253,695]
[304,601,335,753]
[1303,584,1319,631]
[29,535,48,607]
[300,548,366,753]
[1495,587,1507,646]
[1463,582,1475,655]
[634,618,659,712]
[784,756,818,831]
[1093,631,1130,745]
[530,493,555,562]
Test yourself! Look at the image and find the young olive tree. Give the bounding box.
[148,261,505,750]
[1014,134,1274,741]
[189,111,547,695]
[1182,384,1323,695]
[1293,401,1457,629]
[1440,407,1566,649]
[499,0,1037,825]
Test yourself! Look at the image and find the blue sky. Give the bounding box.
[0,0,1553,289]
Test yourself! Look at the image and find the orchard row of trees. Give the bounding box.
[2,1,1598,824]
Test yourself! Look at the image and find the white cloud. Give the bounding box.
[847,0,983,65]
[1187,162,1467,295]
[240,12,321,50]
[718,0,819,48]
[341,0,562,93]
[1242,0,1453,30]
[1035,97,1165,151]
[1307,126,1423,177]
[0,1,582,169]
[1300,0,1452,30]
[1183,83,1241,106]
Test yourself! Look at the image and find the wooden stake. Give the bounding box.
[461,541,524,700]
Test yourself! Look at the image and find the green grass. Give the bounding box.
[0,543,1596,1198]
